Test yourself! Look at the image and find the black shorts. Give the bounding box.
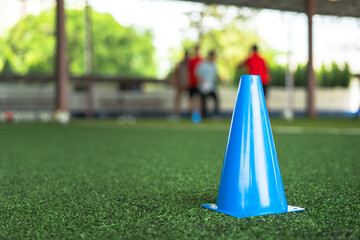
[188,87,200,98]
[262,85,269,97]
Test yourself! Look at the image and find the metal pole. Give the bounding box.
[84,0,94,118]
[307,0,316,118]
[285,14,294,117]
[55,0,69,111]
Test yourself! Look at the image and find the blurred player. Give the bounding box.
[188,45,203,116]
[172,50,189,117]
[238,45,271,108]
[196,50,220,117]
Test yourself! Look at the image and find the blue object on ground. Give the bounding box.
[202,75,305,218]
[192,110,202,124]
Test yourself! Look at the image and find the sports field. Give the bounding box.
[0,118,359,239]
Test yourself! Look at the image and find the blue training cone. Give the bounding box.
[202,75,304,218]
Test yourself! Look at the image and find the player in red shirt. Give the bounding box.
[188,45,203,115]
[238,45,271,107]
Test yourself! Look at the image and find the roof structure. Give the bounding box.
[174,0,360,18]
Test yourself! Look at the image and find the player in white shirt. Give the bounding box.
[195,50,220,117]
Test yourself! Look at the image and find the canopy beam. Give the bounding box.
[307,0,316,118]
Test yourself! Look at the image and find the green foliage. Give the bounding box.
[233,67,247,87]
[318,64,330,87]
[1,59,14,75]
[0,9,156,77]
[269,64,286,86]
[0,38,7,71]
[294,62,352,88]
[318,62,351,87]
[294,64,307,87]
[341,63,351,87]
[90,11,156,77]
[1,11,55,75]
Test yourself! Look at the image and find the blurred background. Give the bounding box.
[0,0,359,121]
[1,2,359,238]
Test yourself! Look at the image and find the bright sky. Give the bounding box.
[1,0,360,77]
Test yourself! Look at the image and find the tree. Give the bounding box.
[269,64,286,86]
[318,64,329,87]
[340,63,351,87]
[0,9,157,77]
[1,59,14,75]
[294,64,307,87]
[318,62,351,87]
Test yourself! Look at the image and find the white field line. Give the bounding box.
[73,124,360,135]
[273,126,360,135]
[73,124,227,132]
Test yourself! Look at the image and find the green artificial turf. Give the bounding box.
[0,118,359,239]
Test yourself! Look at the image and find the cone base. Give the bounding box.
[201,204,305,218]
